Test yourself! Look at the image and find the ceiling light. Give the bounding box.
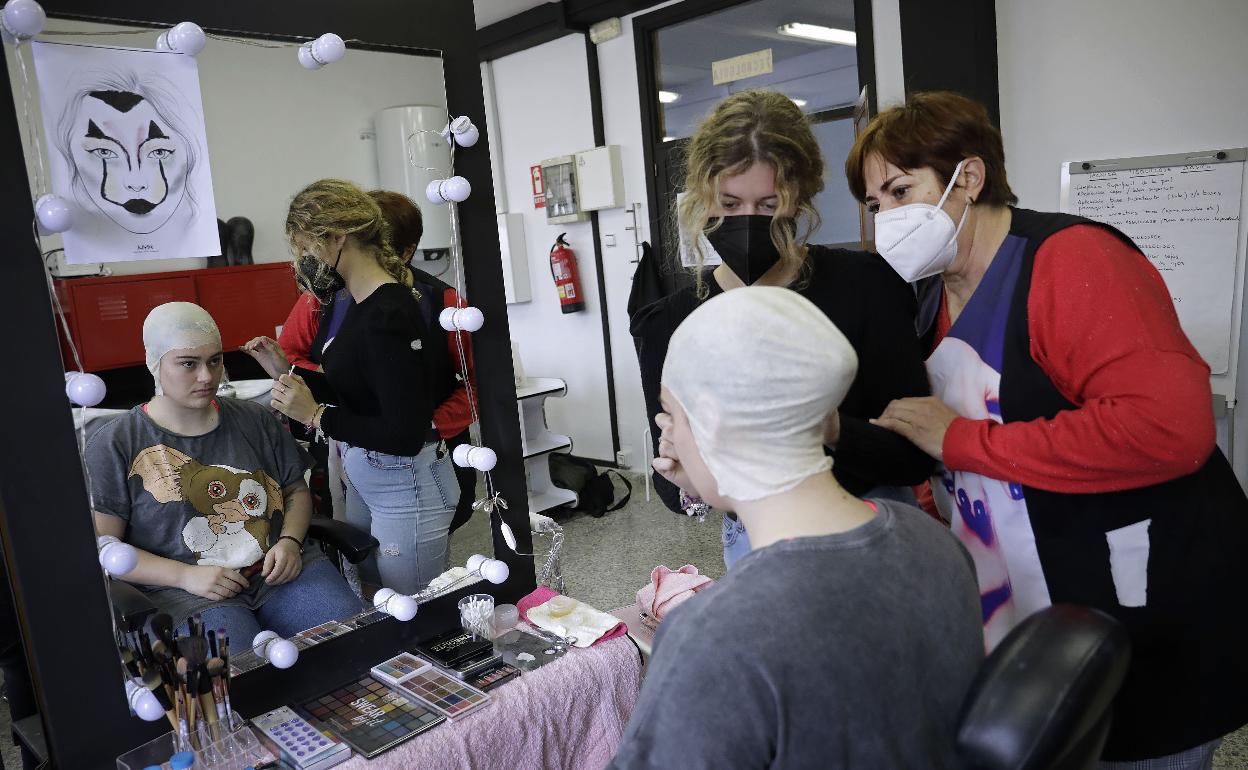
[791,98,807,107]
[662,136,676,142]
[658,90,680,104]
[777,23,856,46]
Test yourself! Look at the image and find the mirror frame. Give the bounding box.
[0,2,534,766]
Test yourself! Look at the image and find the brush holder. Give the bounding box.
[116,711,271,770]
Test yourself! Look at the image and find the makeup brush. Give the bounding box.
[196,663,220,741]
[141,668,177,732]
[149,613,177,658]
[220,633,237,729]
[206,656,228,726]
[176,659,196,731]
[207,629,218,659]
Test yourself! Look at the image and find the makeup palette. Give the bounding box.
[370,652,431,686]
[292,620,354,650]
[469,662,521,692]
[297,675,445,758]
[390,667,492,721]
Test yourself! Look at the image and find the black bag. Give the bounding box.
[549,455,632,518]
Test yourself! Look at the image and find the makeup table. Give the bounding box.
[337,633,643,770]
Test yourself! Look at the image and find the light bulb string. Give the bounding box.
[38,27,366,50]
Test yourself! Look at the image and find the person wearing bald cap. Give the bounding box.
[84,302,362,641]
[611,287,982,770]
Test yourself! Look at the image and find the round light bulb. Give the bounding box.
[466,553,488,573]
[442,176,471,203]
[456,307,484,332]
[372,588,396,607]
[1,0,46,42]
[448,116,479,148]
[467,446,497,472]
[66,371,106,407]
[387,593,418,622]
[500,520,518,551]
[155,30,170,50]
[35,193,73,234]
[126,679,165,722]
[267,638,298,669]
[252,630,278,652]
[298,44,324,70]
[452,443,473,468]
[480,558,510,584]
[425,177,471,205]
[166,21,206,56]
[99,538,138,576]
[438,306,458,331]
[311,33,345,64]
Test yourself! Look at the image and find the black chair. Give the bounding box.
[956,604,1132,770]
[108,517,379,634]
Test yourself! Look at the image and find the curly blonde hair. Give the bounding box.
[677,90,825,295]
[285,179,414,295]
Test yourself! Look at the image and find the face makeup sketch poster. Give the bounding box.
[31,41,220,264]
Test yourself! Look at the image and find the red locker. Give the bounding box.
[55,263,299,372]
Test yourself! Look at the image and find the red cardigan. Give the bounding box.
[939,224,1214,494]
[277,289,476,439]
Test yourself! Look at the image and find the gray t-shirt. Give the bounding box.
[610,500,983,770]
[85,399,313,624]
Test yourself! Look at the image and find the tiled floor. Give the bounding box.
[3,471,1245,768]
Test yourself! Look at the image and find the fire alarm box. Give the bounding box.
[540,155,590,225]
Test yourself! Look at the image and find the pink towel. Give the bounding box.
[518,586,629,646]
[339,634,643,770]
[635,565,714,625]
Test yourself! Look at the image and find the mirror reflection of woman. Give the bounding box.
[86,302,363,642]
[850,91,1248,768]
[632,89,934,567]
[243,179,459,595]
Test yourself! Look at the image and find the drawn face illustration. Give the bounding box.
[69,90,188,233]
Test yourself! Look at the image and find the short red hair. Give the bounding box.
[845,91,1017,207]
[368,190,424,255]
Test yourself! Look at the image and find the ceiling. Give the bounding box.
[474,0,557,29]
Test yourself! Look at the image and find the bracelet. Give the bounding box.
[277,535,305,553]
[310,403,328,429]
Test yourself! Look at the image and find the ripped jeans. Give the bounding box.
[342,442,459,594]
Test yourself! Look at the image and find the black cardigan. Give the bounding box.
[630,245,935,510]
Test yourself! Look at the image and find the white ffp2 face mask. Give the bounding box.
[873,159,970,283]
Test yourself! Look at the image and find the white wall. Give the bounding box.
[996,0,1248,482]
[486,33,617,463]
[6,20,447,275]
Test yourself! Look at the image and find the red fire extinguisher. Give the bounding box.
[549,233,585,314]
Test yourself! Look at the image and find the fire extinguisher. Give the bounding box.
[549,233,585,314]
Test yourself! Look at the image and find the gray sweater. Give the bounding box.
[610,500,983,770]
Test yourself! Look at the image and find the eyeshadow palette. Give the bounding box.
[391,667,492,721]
[297,675,445,758]
[469,662,520,692]
[370,652,431,686]
[292,620,354,650]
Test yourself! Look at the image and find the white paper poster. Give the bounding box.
[32,41,219,264]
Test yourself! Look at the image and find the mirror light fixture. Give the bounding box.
[777,23,856,46]
[658,90,679,104]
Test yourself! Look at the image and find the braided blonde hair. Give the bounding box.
[676,90,825,296]
[285,179,414,293]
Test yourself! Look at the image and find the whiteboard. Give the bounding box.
[1060,149,1246,392]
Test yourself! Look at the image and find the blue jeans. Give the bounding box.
[196,558,364,645]
[343,441,459,594]
[722,484,919,570]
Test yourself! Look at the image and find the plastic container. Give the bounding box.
[116,712,271,770]
[458,593,496,640]
[493,603,519,634]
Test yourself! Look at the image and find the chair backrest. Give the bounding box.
[956,604,1131,770]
